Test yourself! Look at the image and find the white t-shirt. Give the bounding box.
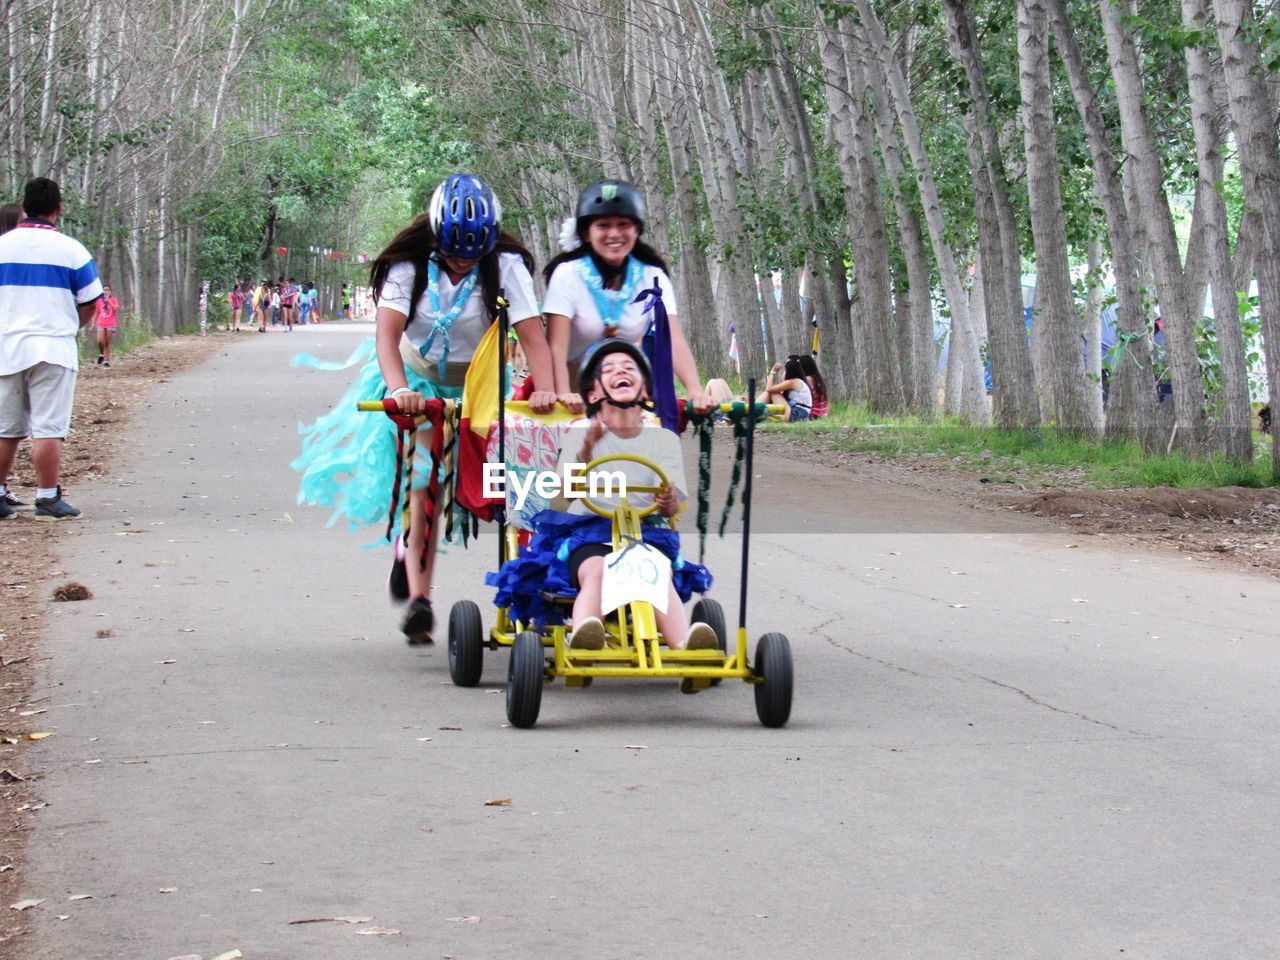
[0,222,102,375]
[554,420,688,517]
[380,253,539,367]
[542,258,678,363]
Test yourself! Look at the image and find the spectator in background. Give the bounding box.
[0,178,103,521]
[253,279,270,332]
[0,203,20,235]
[757,356,812,422]
[795,354,829,419]
[95,284,120,366]
[229,282,245,332]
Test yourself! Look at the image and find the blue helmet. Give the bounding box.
[429,174,502,259]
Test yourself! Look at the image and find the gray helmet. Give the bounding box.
[576,180,645,233]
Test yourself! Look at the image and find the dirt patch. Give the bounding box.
[761,431,1280,576]
[0,333,226,953]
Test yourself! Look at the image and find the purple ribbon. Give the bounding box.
[635,279,679,432]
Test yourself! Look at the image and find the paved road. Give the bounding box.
[19,325,1280,959]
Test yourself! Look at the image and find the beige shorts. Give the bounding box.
[0,362,78,439]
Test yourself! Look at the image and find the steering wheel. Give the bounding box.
[577,453,670,519]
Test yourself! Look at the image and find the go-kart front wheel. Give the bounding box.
[506,631,545,728]
[753,632,793,728]
[448,600,485,688]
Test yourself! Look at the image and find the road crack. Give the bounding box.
[969,672,1153,737]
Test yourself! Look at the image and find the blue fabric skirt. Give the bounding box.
[291,338,463,535]
[485,509,713,626]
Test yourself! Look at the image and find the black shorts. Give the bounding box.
[567,543,612,589]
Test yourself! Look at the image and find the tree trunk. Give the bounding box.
[855,0,987,423]
[1183,0,1251,461]
[1047,0,1157,446]
[1099,0,1209,452]
[1018,0,1095,436]
[1214,0,1280,471]
[941,0,1041,429]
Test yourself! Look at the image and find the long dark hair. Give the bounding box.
[795,354,827,401]
[369,213,535,323]
[0,203,20,234]
[543,228,669,286]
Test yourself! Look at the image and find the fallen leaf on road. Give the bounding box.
[446,916,481,923]
[1072,598,1089,603]
[166,955,201,960]
[179,628,197,633]
[114,530,148,535]
[624,744,647,750]
[753,913,769,918]
[10,899,44,911]
[157,659,177,664]
[211,951,244,960]
[159,887,178,893]
[122,759,149,765]
[355,927,400,936]
[17,709,46,717]
[51,582,92,602]
[268,743,289,748]
[438,726,462,731]
[68,894,93,901]
[1064,544,1079,549]
[1052,618,1070,624]
[416,738,432,742]
[56,914,69,920]
[0,769,30,782]
[24,732,54,741]
[485,798,512,806]
[949,604,968,609]
[84,759,102,764]
[0,864,12,872]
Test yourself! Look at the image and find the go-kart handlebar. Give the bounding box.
[577,452,670,520]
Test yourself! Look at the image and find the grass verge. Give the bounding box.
[774,402,1278,489]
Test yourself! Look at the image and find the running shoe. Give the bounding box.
[0,498,14,521]
[2,490,26,508]
[401,597,434,645]
[34,488,81,521]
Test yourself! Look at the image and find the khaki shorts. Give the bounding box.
[0,362,78,439]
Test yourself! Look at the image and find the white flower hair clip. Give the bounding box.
[557,216,581,253]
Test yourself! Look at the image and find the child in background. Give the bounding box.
[96,284,120,366]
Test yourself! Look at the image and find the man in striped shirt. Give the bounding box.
[0,178,102,521]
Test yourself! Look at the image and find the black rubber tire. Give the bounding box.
[506,631,545,728]
[753,632,793,728]
[447,600,485,688]
[691,598,727,686]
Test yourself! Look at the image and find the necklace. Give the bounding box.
[418,259,479,376]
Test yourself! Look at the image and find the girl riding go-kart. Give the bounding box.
[486,338,717,664]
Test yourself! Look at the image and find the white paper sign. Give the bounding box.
[599,543,671,615]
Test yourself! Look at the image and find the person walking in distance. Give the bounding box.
[0,178,103,521]
[95,284,120,366]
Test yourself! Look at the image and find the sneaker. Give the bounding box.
[685,623,718,650]
[0,498,14,521]
[1,490,26,508]
[96,354,104,365]
[401,597,434,645]
[34,487,81,521]
[102,361,110,368]
[570,616,606,650]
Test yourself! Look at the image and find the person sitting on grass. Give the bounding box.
[488,339,717,667]
[757,356,812,422]
[795,354,829,419]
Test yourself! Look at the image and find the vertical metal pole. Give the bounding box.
[497,290,508,569]
[737,380,757,631]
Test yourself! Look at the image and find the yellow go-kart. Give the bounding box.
[445,395,793,729]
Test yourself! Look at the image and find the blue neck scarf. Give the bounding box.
[578,254,644,335]
[419,259,479,376]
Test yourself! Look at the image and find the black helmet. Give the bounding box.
[576,180,645,233]
[578,338,653,414]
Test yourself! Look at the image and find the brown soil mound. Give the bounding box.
[1026,487,1280,521]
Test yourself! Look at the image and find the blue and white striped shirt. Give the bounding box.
[0,220,102,375]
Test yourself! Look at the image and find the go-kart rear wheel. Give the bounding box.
[448,600,485,688]
[753,632,793,728]
[506,631,545,728]
[691,598,727,686]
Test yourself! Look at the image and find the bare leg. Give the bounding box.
[404,425,444,600]
[571,556,605,624]
[705,378,734,406]
[31,438,62,489]
[0,436,20,486]
[96,327,106,360]
[103,330,113,363]
[654,584,689,648]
